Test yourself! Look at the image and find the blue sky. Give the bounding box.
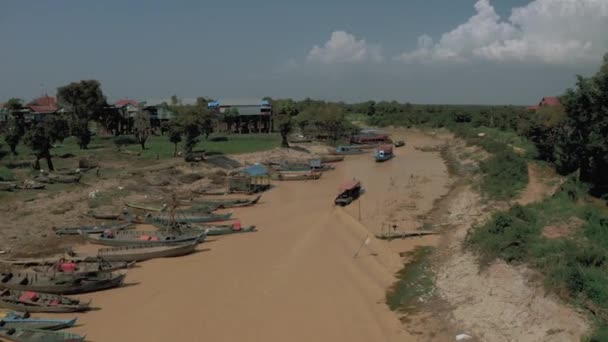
[1,0,606,105]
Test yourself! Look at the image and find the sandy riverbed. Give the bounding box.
[56,130,451,341]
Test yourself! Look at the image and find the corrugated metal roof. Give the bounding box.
[241,164,269,177]
[214,98,269,107]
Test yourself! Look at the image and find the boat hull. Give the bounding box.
[96,241,198,262]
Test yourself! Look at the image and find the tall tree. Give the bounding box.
[168,123,182,157]
[24,121,64,171]
[176,108,202,154]
[200,111,215,139]
[275,113,292,148]
[170,95,179,106]
[3,98,26,155]
[133,111,151,149]
[57,80,107,148]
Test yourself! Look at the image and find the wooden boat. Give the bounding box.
[330,146,367,155]
[96,241,199,262]
[53,221,134,236]
[0,310,76,330]
[319,155,344,163]
[374,144,394,162]
[30,260,133,274]
[124,202,167,212]
[192,195,262,209]
[82,230,206,247]
[0,327,85,341]
[0,271,125,295]
[148,212,232,224]
[0,289,91,313]
[276,172,322,181]
[190,224,257,236]
[335,179,362,206]
[375,230,437,240]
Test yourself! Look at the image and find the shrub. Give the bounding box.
[113,135,138,147]
[479,150,528,200]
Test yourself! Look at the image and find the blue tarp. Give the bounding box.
[241,164,269,177]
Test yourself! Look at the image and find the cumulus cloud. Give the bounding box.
[307,31,383,64]
[395,0,608,65]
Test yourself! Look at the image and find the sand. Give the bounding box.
[57,131,451,341]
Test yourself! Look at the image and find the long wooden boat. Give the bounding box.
[330,147,367,155]
[0,310,76,330]
[0,289,91,313]
[192,195,262,209]
[0,327,85,341]
[148,212,232,224]
[30,260,133,274]
[124,202,167,212]
[189,224,257,236]
[96,241,199,262]
[374,230,437,240]
[53,221,134,236]
[319,155,344,163]
[0,271,125,295]
[82,230,206,247]
[276,172,322,181]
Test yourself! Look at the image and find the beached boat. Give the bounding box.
[330,146,367,155]
[374,230,437,240]
[0,271,125,295]
[0,289,91,313]
[394,140,405,147]
[0,310,76,330]
[96,241,199,262]
[189,223,257,236]
[30,260,133,274]
[0,327,85,341]
[148,212,232,224]
[335,179,362,206]
[374,144,394,162]
[82,230,206,247]
[319,155,344,163]
[53,221,134,236]
[276,172,322,181]
[192,195,262,209]
[124,202,167,212]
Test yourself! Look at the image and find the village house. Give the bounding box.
[527,96,561,111]
[208,98,272,133]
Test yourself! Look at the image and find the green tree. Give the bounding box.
[168,122,182,157]
[171,95,179,106]
[200,111,215,139]
[275,113,292,148]
[47,116,70,143]
[223,108,239,133]
[4,117,24,155]
[366,101,376,116]
[71,120,91,149]
[177,108,202,154]
[57,80,107,148]
[24,121,62,171]
[133,111,151,149]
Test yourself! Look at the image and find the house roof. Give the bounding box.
[540,97,560,106]
[26,96,58,113]
[115,99,139,108]
[240,164,269,177]
[210,98,270,107]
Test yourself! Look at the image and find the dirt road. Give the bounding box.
[62,131,451,341]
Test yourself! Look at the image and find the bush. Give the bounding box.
[113,135,138,147]
[0,166,15,181]
[479,150,528,200]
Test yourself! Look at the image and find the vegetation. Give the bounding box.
[386,247,435,313]
[466,179,608,339]
[133,111,151,149]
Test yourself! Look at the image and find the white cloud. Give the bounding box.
[396,0,608,65]
[307,31,383,64]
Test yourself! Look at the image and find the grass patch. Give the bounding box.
[0,166,15,181]
[386,246,435,313]
[467,179,608,340]
[88,188,129,209]
[479,150,529,200]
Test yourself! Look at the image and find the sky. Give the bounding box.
[1,0,607,105]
